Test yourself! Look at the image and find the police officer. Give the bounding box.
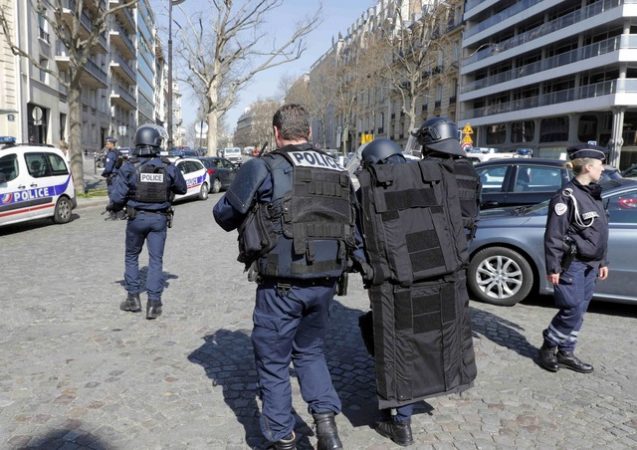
[353,137,477,447]
[539,144,609,373]
[213,104,351,450]
[107,124,187,320]
[414,117,481,240]
[101,136,120,189]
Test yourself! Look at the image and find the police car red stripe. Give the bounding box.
[0,203,54,218]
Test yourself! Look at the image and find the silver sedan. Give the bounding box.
[467,179,637,306]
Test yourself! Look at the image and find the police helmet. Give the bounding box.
[361,138,403,164]
[414,117,465,157]
[134,124,167,156]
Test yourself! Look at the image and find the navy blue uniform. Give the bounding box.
[213,151,345,443]
[543,178,609,351]
[110,156,187,303]
[102,149,120,195]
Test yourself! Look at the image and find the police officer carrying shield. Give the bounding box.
[107,124,187,319]
[538,144,609,373]
[213,104,352,450]
[353,134,477,447]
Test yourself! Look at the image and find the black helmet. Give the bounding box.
[134,124,167,156]
[414,117,465,157]
[361,138,403,164]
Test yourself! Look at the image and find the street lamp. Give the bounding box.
[168,0,186,149]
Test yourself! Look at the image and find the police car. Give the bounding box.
[0,139,76,227]
[171,157,210,202]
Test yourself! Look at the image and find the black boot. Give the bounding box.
[268,432,296,450]
[375,418,414,447]
[313,412,343,450]
[146,300,162,320]
[120,293,141,312]
[537,343,559,372]
[557,351,593,373]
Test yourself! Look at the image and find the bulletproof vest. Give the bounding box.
[451,159,481,237]
[248,145,354,279]
[132,158,170,203]
[358,159,468,286]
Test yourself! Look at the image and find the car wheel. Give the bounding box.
[199,182,209,200]
[53,196,73,224]
[468,246,534,306]
[211,177,221,194]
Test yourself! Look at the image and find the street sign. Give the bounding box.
[32,106,43,122]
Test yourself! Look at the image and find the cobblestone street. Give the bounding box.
[1,196,636,449]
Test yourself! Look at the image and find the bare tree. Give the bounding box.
[233,98,278,150]
[0,0,137,194]
[374,0,457,132]
[174,0,320,156]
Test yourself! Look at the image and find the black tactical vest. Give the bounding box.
[247,145,355,279]
[132,158,170,203]
[450,158,481,238]
[358,159,468,286]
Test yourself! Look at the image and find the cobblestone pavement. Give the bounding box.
[1,196,636,450]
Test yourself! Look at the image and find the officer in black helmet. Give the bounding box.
[414,117,481,240]
[108,124,187,319]
[538,144,609,373]
[353,137,477,447]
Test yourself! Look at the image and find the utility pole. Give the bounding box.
[168,0,186,149]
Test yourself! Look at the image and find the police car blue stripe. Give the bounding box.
[0,175,71,206]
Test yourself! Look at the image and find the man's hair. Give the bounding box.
[272,104,310,141]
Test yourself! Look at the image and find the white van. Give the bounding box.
[221,147,242,165]
[0,144,76,227]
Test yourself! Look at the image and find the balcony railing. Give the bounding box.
[111,53,136,82]
[84,57,108,86]
[112,84,136,108]
[465,0,544,39]
[462,78,637,119]
[462,34,637,93]
[464,0,623,65]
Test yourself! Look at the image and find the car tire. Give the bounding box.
[468,246,534,306]
[53,196,73,224]
[211,178,221,194]
[199,182,209,200]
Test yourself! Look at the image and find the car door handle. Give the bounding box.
[30,183,38,187]
[484,201,499,207]
[18,185,26,189]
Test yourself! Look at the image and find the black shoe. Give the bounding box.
[375,419,414,447]
[312,412,343,450]
[120,293,141,312]
[557,351,593,373]
[537,343,559,372]
[146,301,162,320]
[268,432,296,450]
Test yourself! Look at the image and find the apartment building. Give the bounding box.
[305,0,464,152]
[460,0,637,167]
[0,0,22,140]
[135,0,154,127]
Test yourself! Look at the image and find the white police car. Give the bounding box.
[0,141,76,227]
[172,157,210,202]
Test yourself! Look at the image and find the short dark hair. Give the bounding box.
[272,104,310,141]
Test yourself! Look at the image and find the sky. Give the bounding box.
[150,0,377,136]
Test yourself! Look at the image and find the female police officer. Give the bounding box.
[539,144,609,373]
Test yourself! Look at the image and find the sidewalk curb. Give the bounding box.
[76,197,108,211]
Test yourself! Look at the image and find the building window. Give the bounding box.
[511,120,535,143]
[540,116,568,143]
[578,115,598,142]
[486,123,506,145]
[39,58,48,83]
[38,14,49,43]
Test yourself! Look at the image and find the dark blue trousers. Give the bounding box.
[543,260,597,352]
[252,279,341,442]
[124,212,167,302]
[381,403,414,423]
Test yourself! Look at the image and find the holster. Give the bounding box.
[561,239,577,271]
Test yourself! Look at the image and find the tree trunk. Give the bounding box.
[68,84,85,194]
[408,90,418,132]
[206,81,219,156]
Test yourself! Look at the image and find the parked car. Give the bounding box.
[0,144,76,227]
[198,156,237,193]
[169,147,199,158]
[622,163,637,178]
[467,178,637,306]
[172,158,210,202]
[475,158,622,209]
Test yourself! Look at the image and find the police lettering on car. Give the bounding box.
[538,144,609,374]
